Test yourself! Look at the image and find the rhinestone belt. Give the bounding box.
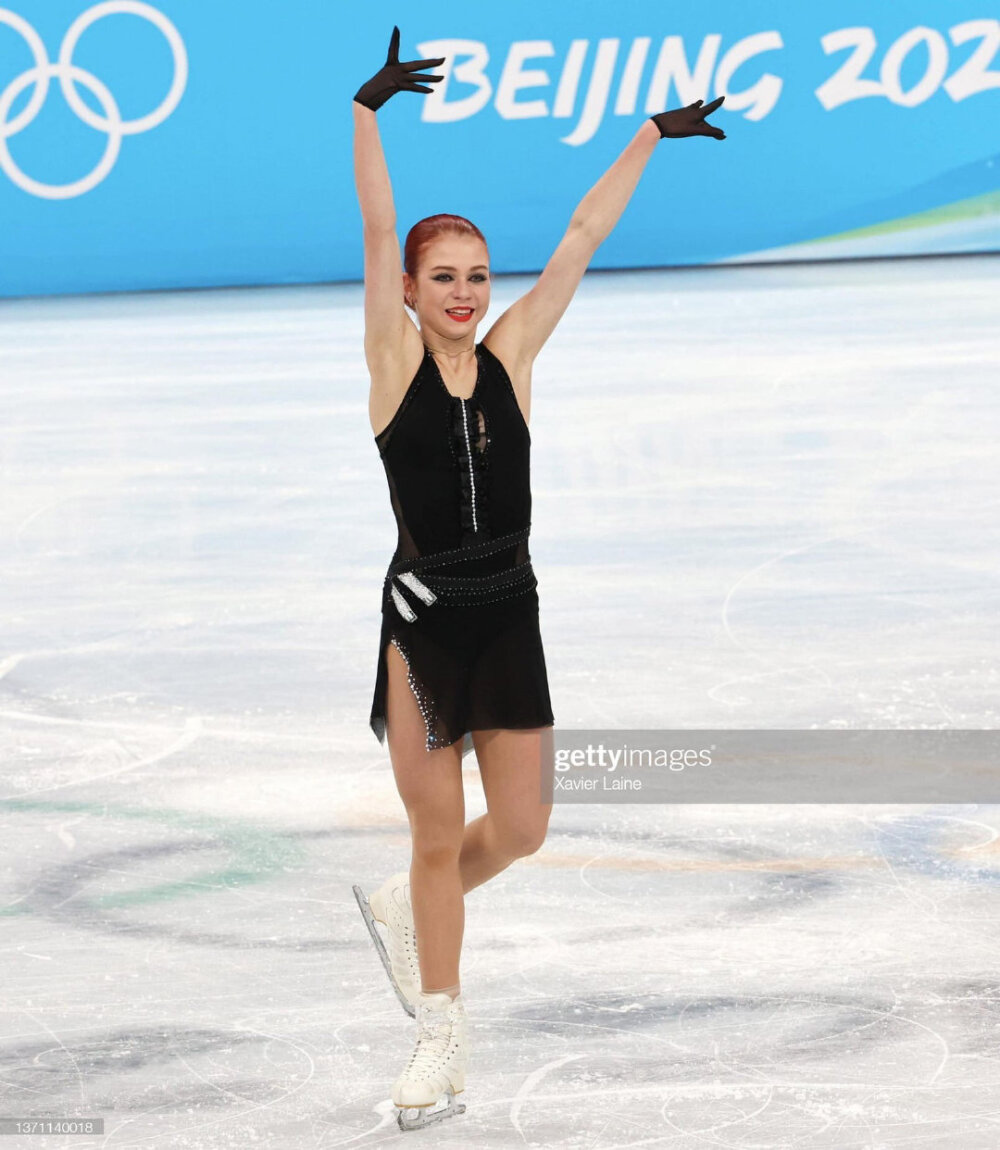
[383,528,535,623]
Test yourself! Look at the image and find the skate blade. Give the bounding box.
[352,884,416,1019]
[396,1092,466,1131]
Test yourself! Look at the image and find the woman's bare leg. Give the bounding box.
[460,726,553,892]
[384,642,465,993]
[384,643,553,986]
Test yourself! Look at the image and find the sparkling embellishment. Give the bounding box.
[389,635,442,751]
[382,529,533,623]
[397,571,437,605]
[390,584,417,622]
[459,399,478,533]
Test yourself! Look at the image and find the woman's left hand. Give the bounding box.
[650,96,726,140]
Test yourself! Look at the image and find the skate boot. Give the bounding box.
[392,990,467,1131]
[352,872,420,1017]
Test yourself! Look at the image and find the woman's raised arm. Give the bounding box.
[353,102,396,233]
[574,97,726,243]
[353,28,445,376]
[353,27,445,229]
[486,97,727,373]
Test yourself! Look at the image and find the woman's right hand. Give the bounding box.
[354,26,446,111]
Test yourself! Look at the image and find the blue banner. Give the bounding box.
[1,2,998,297]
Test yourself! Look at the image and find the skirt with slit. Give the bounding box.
[369,559,554,758]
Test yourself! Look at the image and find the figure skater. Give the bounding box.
[350,25,725,1131]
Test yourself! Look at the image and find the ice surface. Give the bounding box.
[2,255,1000,1147]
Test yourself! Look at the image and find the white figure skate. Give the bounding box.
[352,872,420,1017]
[392,990,467,1131]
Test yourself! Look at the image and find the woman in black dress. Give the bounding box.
[352,26,725,1130]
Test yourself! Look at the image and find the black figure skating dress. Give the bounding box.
[369,340,554,757]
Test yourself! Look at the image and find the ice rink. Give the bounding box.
[3,253,1000,1147]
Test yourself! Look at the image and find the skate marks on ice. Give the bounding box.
[1,688,343,803]
[1,710,204,799]
[507,1052,588,1141]
[5,800,1000,1142]
[453,983,1000,1148]
[533,259,1000,733]
[707,528,997,720]
[3,263,1000,1144]
[0,797,376,951]
[0,1024,317,1120]
[445,805,1000,1145]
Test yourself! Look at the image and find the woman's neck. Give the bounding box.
[423,339,476,363]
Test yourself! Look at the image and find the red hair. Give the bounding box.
[403,214,489,290]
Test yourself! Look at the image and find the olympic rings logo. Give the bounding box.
[0,2,186,199]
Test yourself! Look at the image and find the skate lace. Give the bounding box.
[404,1007,456,1075]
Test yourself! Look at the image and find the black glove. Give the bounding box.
[650,96,726,140]
[354,25,446,111]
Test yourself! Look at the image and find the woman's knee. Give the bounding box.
[492,811,550,859]
[410,825,464,870]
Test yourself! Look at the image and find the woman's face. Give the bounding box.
[404,236,490,339]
